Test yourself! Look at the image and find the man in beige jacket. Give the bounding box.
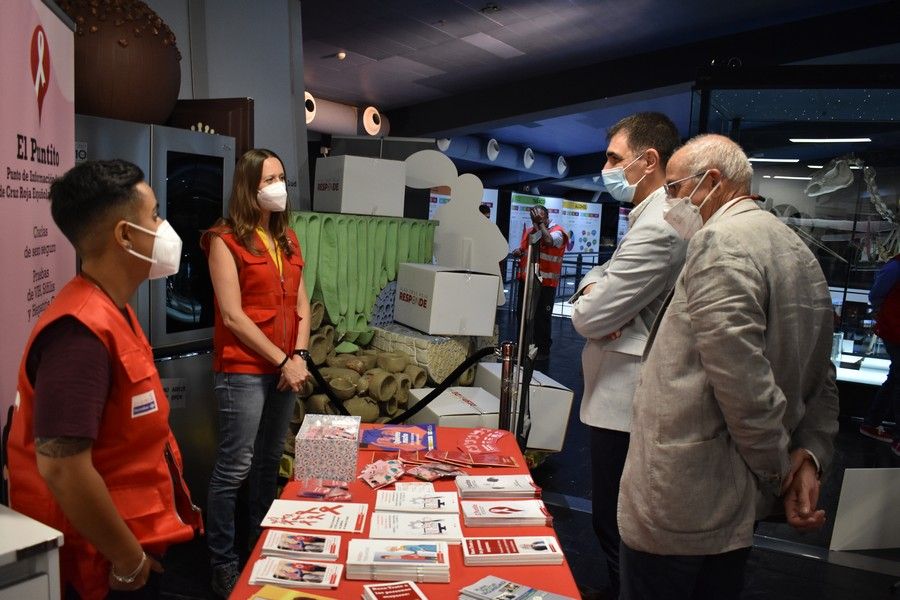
[618,134,839,600]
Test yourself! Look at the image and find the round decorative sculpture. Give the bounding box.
[59,0,181,124]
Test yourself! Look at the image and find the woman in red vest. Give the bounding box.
[202,149,311,597]
[7,160,202,599]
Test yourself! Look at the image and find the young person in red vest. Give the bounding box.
[7,160,202,599]
[202,148,311,598]
[860,253,900,456]
[512,205,569,361]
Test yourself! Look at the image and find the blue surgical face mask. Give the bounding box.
[601,151,647,203]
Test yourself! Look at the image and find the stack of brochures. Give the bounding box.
[369,511,464,544]
[462,536,565,566]
[455,474,542,499]
[260,530,340,562]
[374,489,460,514]
[345,539,451,583]
[458,575,577,600]
[460,499,552,527]
[248,556,342,589]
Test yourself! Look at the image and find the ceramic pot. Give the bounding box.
[404,364,427,388]
[377,352,408,373]
[310,301,325,331]
[328,377,356,400]
[343,395,380,422]
[360,368,398,401]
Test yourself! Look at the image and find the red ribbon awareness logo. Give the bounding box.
[30,26,51,122]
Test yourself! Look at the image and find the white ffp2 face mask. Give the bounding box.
[662,172,719,240]
[124,220,183,280]
[258,181,288,212]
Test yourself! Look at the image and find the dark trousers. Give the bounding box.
[516,280,557,356]
[864,339,899,439]
[619,542,751,600]
[590,426,630,594]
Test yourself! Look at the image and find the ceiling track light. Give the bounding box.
[748,158,799,163]
[789,137,871,143]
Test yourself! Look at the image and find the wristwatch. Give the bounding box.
[293,349,310,361]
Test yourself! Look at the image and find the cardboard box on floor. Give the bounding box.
[394,263,500,336]
[474,363,573,453]
[313,155,405,216]
[406,387,499,429]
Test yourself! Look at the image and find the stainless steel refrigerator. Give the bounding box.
[76,115,235,508]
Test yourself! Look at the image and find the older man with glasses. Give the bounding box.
[617,134,840,600]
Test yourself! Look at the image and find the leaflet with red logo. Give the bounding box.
[462,536,564,565]
[460,499,552,527]
[261,500,368,533]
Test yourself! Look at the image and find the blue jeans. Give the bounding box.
[206,372,294,567]
[864,340,899,439]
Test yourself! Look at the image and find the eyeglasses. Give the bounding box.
[663,172,704,198]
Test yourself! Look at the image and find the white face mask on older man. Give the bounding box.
[662,171,720,240]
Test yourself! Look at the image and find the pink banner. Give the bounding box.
[0,0,75,432]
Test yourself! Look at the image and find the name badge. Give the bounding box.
[131,390,159,418]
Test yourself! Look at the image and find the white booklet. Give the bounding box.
[248,556,343,588]
[455,474,541,498]
[462,536,564,565]
[460,575,577,600]
[260,530,341,561]
[368,511,464,543]
[374,490,460,513]
[261,499,368,533]
[347,538,451,569]
[460,499,552,526]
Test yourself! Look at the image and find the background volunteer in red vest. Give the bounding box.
[202,148,311,598]
[7,159,202,599]
[512,205,569,361]
[859,253,900,456]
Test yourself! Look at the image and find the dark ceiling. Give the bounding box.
[301,0,900,196]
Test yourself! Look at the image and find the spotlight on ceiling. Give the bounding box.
[789,137,871,143]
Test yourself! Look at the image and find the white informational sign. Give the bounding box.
[1,0,76,433]
[509,193,601,255]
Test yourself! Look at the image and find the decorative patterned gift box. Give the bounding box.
[294,414,362,482]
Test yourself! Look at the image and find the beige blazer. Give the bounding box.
[618,201,839,555]
[571,187,686,431]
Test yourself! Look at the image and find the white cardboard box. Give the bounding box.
[313,155,405,216]
[474,363,573,452]
[394,263,500,336]
[406,387,499,429]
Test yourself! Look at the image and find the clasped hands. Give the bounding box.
[781,448,826,532]
[278,354,310,392]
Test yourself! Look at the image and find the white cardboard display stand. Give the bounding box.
[830,468,900,551]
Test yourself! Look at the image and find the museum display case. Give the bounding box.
[692,66,899,381]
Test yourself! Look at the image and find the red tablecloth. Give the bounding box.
[231,425,580,599]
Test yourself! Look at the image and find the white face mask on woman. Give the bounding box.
[258,181,288,212]
[124,220,183,279]
[662,171,720,240]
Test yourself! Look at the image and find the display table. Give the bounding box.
[232,425,580,599]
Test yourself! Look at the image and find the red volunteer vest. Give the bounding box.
[203,226,304,373]
[517,224,568,288]
[7,276,200,600]
[875,255,900,344]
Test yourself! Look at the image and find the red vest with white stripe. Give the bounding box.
[7,276,200,600]
[517,224,569,288]
[203,226,304,374]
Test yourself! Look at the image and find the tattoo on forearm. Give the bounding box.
[35,436,92,458]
